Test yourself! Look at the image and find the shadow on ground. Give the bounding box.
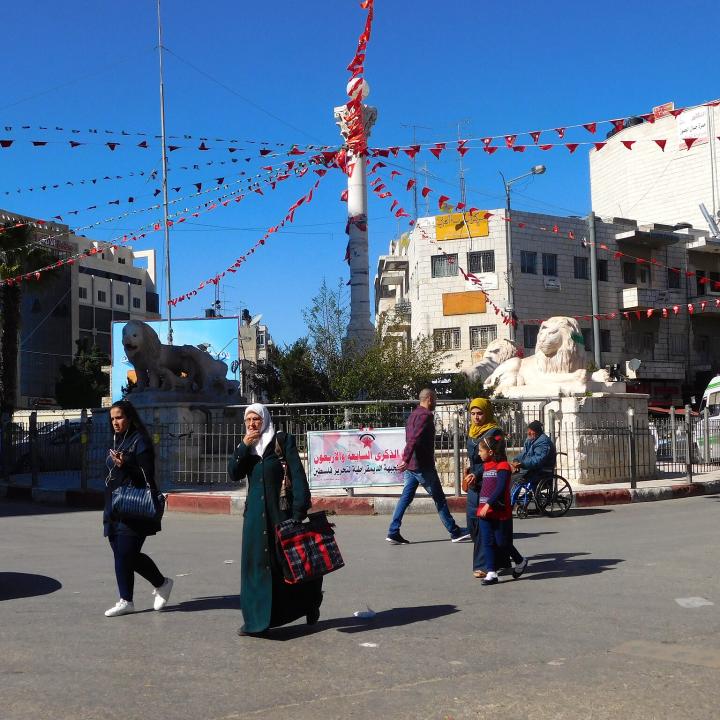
[523,551,624,581]
[263,603,460,641]
[0,572,63,600]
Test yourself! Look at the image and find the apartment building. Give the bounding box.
[374,210,720,405]
[1,209,160,408]
[590,100,720,232]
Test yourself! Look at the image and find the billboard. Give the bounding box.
[110,316,239,401]
[435,211,489,241]
[307,427,406,489]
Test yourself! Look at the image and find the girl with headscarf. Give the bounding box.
[463,397,502,578]
[227,404,322,637]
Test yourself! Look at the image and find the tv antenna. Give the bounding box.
[400,123,432,220]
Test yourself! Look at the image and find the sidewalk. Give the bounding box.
[3,468,720,515]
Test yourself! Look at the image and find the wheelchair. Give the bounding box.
[510,452,573,518]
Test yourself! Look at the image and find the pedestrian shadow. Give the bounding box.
[265,604,459,641]
[0,572,62,600]
[566,508,613,516]
[163,594,240,612]
[522,552,623,581]
[513,531,558,540]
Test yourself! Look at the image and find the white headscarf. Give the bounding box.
[244,403,276,457]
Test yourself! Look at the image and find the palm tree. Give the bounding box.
[0,221,54,414]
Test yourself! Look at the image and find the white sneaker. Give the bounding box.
[152,577,174,611]
[105,599,135,617]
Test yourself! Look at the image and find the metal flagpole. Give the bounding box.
[157,0,173,344]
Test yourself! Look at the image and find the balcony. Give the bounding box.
[615,227,680,250]
[686,236,720,255]
[619,287,671,310]
[395,299,412,316]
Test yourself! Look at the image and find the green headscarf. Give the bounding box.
[468,397,498,439]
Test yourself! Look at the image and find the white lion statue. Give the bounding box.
[485,316,624,397]
[467,338,520,383]
[122,320,238,395]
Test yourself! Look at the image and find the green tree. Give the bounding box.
[252,339,332,403]
[332,312,445,400]
[55,340,110,409]
[302,277,349,385]
[0,222,53,414]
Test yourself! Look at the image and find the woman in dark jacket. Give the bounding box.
[228,403,322,637]
[103,400,172,617]
[463,397,502,579]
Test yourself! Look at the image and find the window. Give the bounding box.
[118,257,126,264]
[520,251,537,274]
[623,262,637,285]
[132,297,141,309]
[433,328,461,351]
[581,329,592,352]
[600,329,611,353]
[467,250,495,274]
[667,267,681,289]
[257,333,266,348]
[597,259,608,282]
[78,286,88,299]
[523,325,539,349]
[97,290,107,303]
[470,325,497,350]
[669,334,685,356]
[542,253,558,277]
[431,254,458,278]
[710,271,720,294]
[574,256,589,280]
[115,294,125,306]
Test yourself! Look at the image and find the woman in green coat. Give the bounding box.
[228,403,323,636]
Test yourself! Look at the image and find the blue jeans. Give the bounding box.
[388,468,460,536]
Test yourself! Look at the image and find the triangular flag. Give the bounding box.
[529,131,541,144]
[683,137,698,149]
[555,127,566,139]
[566,143,579,154]
[653,139,667,151]
[621,140,635,150]
[583,123,597,134]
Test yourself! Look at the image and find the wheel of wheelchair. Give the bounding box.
[511,482,531,519]
[535,474,573,517]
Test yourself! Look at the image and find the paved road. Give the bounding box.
[2,497,720,720]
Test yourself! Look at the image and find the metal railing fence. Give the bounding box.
[3,401,720,492]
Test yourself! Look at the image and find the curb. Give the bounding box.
[161,478,720,516]
[4,479,720,515]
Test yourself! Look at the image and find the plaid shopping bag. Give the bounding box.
[275,511,345,584]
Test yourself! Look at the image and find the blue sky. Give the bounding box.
[2,0,718,345]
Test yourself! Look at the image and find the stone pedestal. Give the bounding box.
[514,394,655,486]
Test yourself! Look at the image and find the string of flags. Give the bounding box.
[0,122,331,148]
[168,177,325,306]
[0,135,339,157]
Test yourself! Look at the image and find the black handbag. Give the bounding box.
[111,473,165,523]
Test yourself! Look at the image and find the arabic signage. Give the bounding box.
[677,106,709,149]
[435,212,489,241]
[307,427,406,489]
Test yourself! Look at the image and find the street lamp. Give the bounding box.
[499,164,547,342]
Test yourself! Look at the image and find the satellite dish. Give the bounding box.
[230,360,240,374]
[628,358,642,372]
[249,313,263,326]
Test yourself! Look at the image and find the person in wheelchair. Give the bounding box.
[511,421,556,490]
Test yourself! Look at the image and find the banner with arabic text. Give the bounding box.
[307,428,405,489]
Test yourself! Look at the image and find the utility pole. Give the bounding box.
[157,0,173,344]
[400,123,431,221]
[456,119,470,207]
[588,212,601,367]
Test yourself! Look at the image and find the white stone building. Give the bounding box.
[590,100,720,231]
[375,209,720,405]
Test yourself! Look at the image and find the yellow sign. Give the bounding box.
[442,291,487,316]
[435,212,489,241]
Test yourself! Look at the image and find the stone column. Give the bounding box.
[334,89,378,353]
